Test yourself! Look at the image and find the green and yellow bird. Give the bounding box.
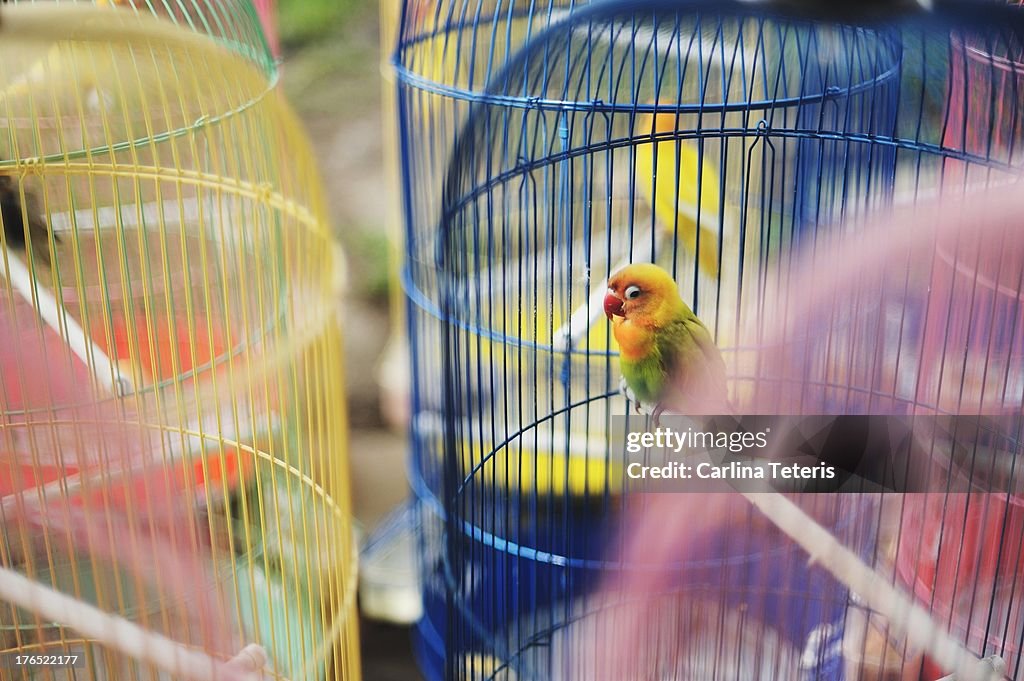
[634,111,726,280]
[604,263,731,418]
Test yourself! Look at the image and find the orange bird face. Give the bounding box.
[603,263,681,324]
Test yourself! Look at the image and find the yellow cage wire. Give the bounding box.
[376,0,410,430]
[0,4,358,680]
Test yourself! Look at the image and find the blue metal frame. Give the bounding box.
[393,2,1024,678]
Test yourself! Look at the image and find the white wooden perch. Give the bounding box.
[1,245,134,396]
[741,489,1004,681]
[0,564,275,681]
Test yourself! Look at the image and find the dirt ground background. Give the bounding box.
[278,0,424,677]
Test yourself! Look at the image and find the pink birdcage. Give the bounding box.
[252,0,280,59]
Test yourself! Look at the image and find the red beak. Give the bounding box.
[604,290,624,319]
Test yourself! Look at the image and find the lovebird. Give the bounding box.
[604,263,730,418]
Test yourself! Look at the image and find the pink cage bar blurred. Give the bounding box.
[253,0,279,59]
[906,11,1024,677]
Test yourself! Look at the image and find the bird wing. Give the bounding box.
[684,315,728,389]
[660,314,730,412]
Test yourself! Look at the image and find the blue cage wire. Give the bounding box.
[394,1,1024,679]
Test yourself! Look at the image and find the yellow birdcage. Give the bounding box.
[0,5,357,680]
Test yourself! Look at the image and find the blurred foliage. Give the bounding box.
[351,231,392,302]
[278,0,368,49]
[277,0,391,304]
[281,27,379,117]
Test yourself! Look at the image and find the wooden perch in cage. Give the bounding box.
[0,565,275,681]
[0,407,277,518]
[740,490,1006,681]
[1,245,134,396]
[935,657,1007,681]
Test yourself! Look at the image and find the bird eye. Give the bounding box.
[625,285,642,300]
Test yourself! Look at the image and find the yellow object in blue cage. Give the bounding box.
[0,5,357,680]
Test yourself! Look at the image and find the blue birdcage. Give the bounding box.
[394,1,1024,679]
